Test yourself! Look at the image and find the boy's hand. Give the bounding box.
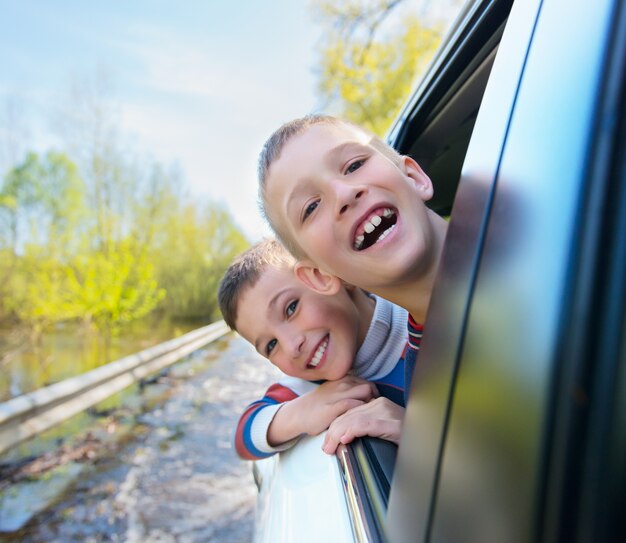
[267,376,378,446]
[321,397,405,455]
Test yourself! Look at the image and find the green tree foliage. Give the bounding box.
[313,0,442,135]
[65,240,165,333]
[0,152,162,334]
[5,254,77,334]
[0,148,248,334]
[151,201,249,321]
[0,151,86,326]
[0,72,249,336]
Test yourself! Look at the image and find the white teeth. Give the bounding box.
[376,224,396,243]
[364,214,382,234]
[354,209,396,250]
[309,337,328,368]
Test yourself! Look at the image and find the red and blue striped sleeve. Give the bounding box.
[234,382,300,460]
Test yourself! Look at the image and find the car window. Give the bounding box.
[391,0,512,216]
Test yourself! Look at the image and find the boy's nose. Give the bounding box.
[332,180,367,217]
[283,332,305,358]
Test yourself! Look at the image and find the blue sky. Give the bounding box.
[0,0,461,241]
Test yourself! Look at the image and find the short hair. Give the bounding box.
[218,238,296,331]
[257,114,402,259]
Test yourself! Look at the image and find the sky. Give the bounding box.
[0,0,462,242]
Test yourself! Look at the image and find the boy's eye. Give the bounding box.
[303,200,319,221]
[345,158,365,174]
[266,338,277,356]
[286,299,298,317]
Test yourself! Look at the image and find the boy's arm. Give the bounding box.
[234,376,379,460]
[234,382,304,460]
[267,376,379,446]
[321,396,405,455]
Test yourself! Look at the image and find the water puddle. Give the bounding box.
[0,462,85,532]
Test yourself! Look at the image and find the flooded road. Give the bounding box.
[0,317,204,402]
[1,333,281,542]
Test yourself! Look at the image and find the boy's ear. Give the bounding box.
[294,261,342,295]
[403,156,434,201]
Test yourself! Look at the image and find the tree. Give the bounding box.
[0,152,86,329]
[0,95,30,178]
[52,69,134,253]
[151,201,249,321]
[41,71,167,333]
[0,152,41,254]
[0,150,165,335]
[1,69,250,334]
[65,239,165,334]
[312,0,443,135]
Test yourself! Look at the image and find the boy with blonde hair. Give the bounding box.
[257,115,448,399]
[219,238,411,459]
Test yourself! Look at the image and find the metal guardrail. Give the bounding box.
[0,320,231,455]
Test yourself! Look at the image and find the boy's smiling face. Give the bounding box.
[264,122,436,295]
[235,264,367,381]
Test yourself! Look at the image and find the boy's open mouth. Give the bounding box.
[353,207,398,251]
[307,335,329,369]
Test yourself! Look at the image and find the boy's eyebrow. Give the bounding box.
[267,287,290,314]
[252,288,291,351]
[286,184,308,217]
[285,141,369,215]
[326,140,367,161]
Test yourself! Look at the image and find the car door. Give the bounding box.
[386,0,625,541]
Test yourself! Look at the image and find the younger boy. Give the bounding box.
[257,115,449,396]
[218,239,411,460]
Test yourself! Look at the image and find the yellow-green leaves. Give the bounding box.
[0,151,248,336]
[313,0,441,135]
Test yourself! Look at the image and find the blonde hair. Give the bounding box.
[257,114,402,259]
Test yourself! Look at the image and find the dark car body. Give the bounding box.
[385,0,626,541]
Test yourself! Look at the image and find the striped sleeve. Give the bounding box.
[404,315,424,405]
[234,379,322,460]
